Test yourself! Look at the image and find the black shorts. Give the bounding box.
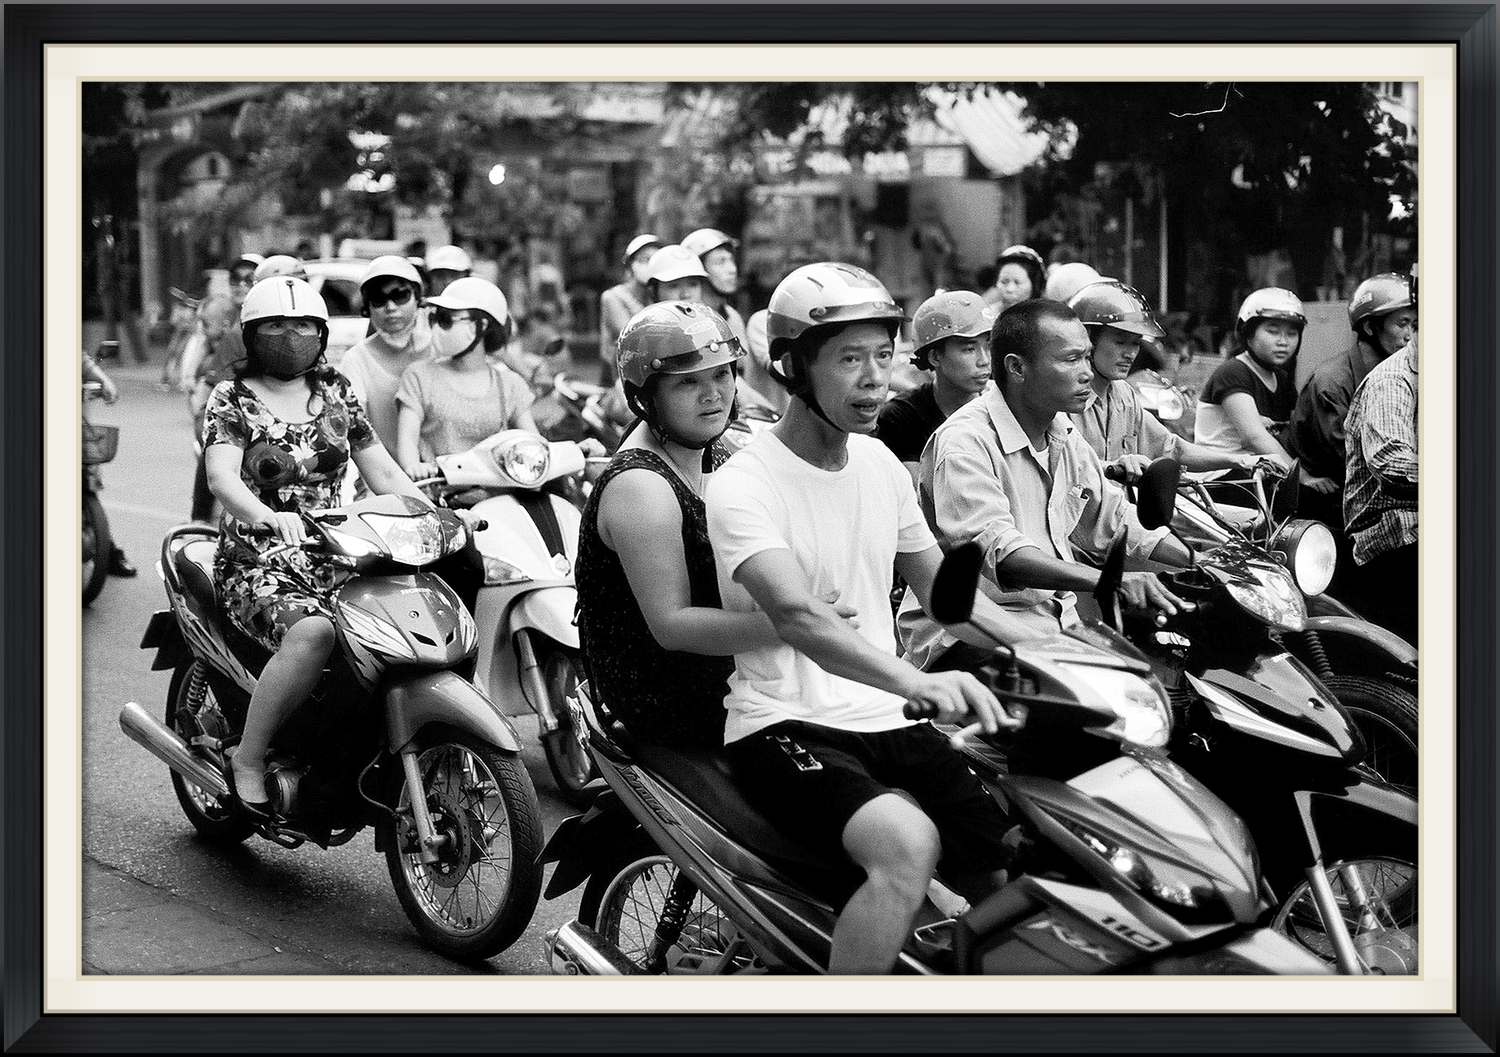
[725,720,1011,877]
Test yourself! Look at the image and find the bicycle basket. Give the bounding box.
[82,422,119,464]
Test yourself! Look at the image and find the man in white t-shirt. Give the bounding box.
[705,263,1023,974]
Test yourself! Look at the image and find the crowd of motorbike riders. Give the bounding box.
[116,224,1417,974]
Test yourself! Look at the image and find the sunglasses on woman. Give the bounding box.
[428,308,477,330]
[366,285,415,309]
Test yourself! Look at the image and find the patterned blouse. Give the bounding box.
[201,368,378,649]
[575,446,733,749]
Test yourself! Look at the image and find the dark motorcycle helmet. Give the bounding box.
[617,301,744,450]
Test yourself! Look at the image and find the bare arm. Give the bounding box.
[600,467,784,654]
[1221,391,1293,466]
[351,442,432,506]
[394,403,424,476]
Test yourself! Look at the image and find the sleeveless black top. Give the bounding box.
[576,446,734,749]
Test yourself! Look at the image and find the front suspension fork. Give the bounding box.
[399,748,448,866]
[517,630,559,734]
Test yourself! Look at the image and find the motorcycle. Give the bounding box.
[82,379,119,606]
[537,569,1333,977]
[1090,458,1418,973]
[1138,459,1418,792]
[419,429,599,805]
[120,494,545,961]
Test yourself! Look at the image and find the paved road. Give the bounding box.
[80,360,585,976]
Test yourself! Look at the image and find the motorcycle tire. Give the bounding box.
[538,645,598,807]
[383,724,544,962]
[1271,856,1417,975]
[1322,675,1418,793]
[82,491,111,607]
[166,661,254,845]
[579,836,756,975]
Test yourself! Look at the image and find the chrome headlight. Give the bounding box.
[361,512,445,567]
[321,525,383,559]
[1061,820,1222,915]
[1224,564,1307,631]
[500,437,551,486]
[1057,664,1173,748]
[1271,519,1337,597]
[482,555,534,586]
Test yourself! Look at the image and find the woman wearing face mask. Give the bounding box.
[337,255,432,453]
[203,277,431,820]
[392,276,545,482]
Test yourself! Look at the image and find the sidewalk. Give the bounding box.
[82,857,346,975]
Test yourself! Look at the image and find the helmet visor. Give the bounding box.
[1092,313,1166,339]
[650,337,744,377]
[806,300,906,326]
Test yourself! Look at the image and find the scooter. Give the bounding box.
[82,380,119,606]
[1137,459,1418,792]
[537,561,1333,977]
[1092,459,1419,973]
[121,494,545,962]
[421,429,599,805]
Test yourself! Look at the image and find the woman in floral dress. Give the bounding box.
[203,276,430,820]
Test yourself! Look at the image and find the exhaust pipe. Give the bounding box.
[544,922,643,975]
[119,701,229,798]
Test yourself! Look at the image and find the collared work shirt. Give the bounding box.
[1344,342,1418,565]
[1286,338,1386,484]
[898,385,1170,667]
[1071,379,1180,464]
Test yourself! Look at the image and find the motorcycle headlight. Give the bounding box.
[500,437,551,487]
[1271,519,1337,597]
[321,525,383,559]
[1057,664,1173,748]
[1224,564,1307,632]
[361,512,445,567]
[1062,820,1223,917]
[482,555,534,587]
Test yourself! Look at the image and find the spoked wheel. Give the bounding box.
[166,661,254,845]
[581,853,762,975]
[538,645,598,807]
[384,726,544,962]
[1323,676,1418,793]
[82,491,111,606]
[1272,857,1417,975]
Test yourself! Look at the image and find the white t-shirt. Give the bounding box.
[705,431,936,743]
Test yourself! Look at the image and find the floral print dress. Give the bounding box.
[202,367,378,649]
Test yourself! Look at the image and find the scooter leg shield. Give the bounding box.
[384,669,523,755]
[511,590,581,649]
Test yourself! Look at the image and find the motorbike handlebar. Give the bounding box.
[1103,464,1126,483]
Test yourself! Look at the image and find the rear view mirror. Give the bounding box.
[1136,458,1181,530]
[1271,459,1301,524]
[930,542,984,626]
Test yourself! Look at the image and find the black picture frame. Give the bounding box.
[5,4,1493,1051]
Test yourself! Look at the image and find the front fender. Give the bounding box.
[510,587,581,648]
[1300,615,1417,670]
[383,669,522,754]
[1301,777,1419,866]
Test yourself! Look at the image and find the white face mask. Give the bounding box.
[431,317,481,361]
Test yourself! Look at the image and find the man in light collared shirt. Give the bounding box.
[900,299,1190,670]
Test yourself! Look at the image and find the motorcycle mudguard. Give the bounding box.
[1299,776,1419,866]
[539,791,646,900]
[510,589,581,649]
[140,609,189,672]
[383,669,523,755]
[1300,614,1418,669]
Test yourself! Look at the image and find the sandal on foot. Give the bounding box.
[224,764,277,825]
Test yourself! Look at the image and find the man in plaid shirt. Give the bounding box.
[1341,337,1418,645]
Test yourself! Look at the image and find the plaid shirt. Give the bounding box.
[1343,342,1418,564]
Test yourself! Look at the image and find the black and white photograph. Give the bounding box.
[10,13,1486,1048]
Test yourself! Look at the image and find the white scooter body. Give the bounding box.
[435,431,586,727]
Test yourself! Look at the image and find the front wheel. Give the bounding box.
[1323,675,1418,793]
[1272,856,1417,975]
[384,726,544,962]
[538,645,598,806]
[82,491,111,606]
[579,838,760,975]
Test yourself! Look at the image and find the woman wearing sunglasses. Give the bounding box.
[392,276,548,483]
[337,256,433,454]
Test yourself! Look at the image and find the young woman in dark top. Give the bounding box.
[576,301,856,749]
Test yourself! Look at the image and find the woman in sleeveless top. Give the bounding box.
[576,301,853,749]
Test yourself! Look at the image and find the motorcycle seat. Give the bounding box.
[169,536,272,676]
[619,725,863,903]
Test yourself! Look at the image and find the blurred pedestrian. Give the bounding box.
[598,234,662,386]
[424,244,473,298]
[183,255,259,522]
[337,256,432,452]
[982,245,1046,311]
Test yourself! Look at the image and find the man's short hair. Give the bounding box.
[990,299,1081,380]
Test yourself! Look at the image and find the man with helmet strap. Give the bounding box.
[1068,279,1273,481]
[876,290,995,476]
[598,233,663,386]
[679,227,748,344]
[1286,271,1416,527]
[339,254,432,455]
[706,262,1023,974]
